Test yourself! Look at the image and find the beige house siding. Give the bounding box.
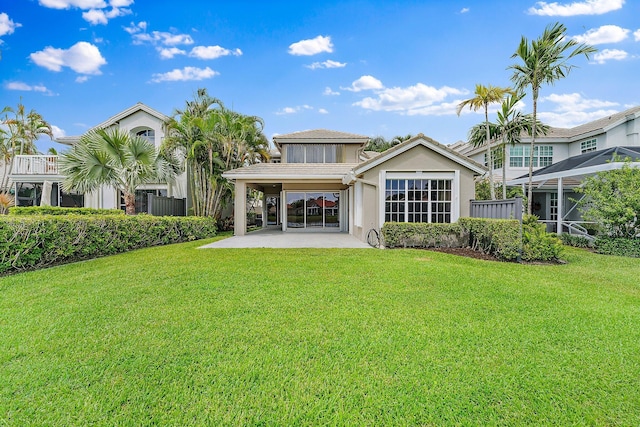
[352,143,478,241]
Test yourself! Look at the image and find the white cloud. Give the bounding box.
[82,6,131,25]
[275,105,314,115]
[528,0,624,16]
[342,75,384,92]
[39,0,107,9]
[189,45,242,59]
[5,81,51,94]
[51,125,66,139]
[537,93,620,126]
[318,108,329,114]
[353,81,468,115]
[109,0,133,7]
[76,75,90,83]
[132,30,194,46]
[305,60,347,69]
[151,66,218,83]
[158,47,186,59]
[0,13,21,37]
[572,25,629,45]
[592,48,628,63]
[323,87,340,96]
[124,21,147,34]
[460,7,470,13]
[634,29,640,41]
[30,41,107,75]
[288,35,333,56]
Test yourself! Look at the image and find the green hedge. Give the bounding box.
[458,218,521,261]
[382,219,521,261]
[560,233,594,248]
[0,215,217,275]
[9,206,124,216]
[381,223,465,249]
[594,236,640,258]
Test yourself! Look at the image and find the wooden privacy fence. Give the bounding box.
[470,197,523,221]
[148,194,186,216]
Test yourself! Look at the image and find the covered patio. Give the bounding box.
[508,146,640,236]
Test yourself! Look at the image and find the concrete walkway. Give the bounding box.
[200,228,372,249]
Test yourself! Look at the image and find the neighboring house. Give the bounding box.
[222,130,486,243]
[452,106,640,232]
[9,103,187,212]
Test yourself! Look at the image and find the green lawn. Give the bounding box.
[1,238,639,425]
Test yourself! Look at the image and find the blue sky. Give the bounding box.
[1,0,638,152]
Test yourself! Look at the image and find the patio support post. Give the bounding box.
[557,177,563,235]
[262,191,267,229]
[234,181,246,236]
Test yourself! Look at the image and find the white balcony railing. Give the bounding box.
[12,155,59,175]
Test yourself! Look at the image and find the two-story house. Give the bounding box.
[9,103,188,212]
[223,130,485,242]
[452,106,640,231]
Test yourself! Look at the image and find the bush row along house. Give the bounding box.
[451,105,640,233]
[5,103,639,243]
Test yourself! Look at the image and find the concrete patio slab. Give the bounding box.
[200,228,373,249]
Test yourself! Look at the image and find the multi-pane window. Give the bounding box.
[136,129,155,144]
[483,148,503,170]
[385,179,452,223]
[286,144,344,163]
[580,139,597,153]
[509,145,553,168]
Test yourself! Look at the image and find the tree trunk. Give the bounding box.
[124,191,136,215]
[527,91,538,215]
[502,142,507,200]
[485,106,495,200]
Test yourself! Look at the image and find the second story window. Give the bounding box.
[286,144,344,163]
[509,145,553,168]
[136,129,155,144]
[580,138,597,153]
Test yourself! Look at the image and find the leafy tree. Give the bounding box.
[509,22,596,214]
[575,159,640,238]
[60,128,179,215]
[164,88,269,219]
[0,101,53,193]
[457,84,512,200]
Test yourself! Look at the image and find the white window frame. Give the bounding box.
[580,138,597,153]
[378,171,459,229]
[509,145,553,168]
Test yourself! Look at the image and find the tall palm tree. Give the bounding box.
[164,89,268,219]
[495,93,548,199]
[509,22,596,213]
[60,128,179,215]
[457,84,513,200]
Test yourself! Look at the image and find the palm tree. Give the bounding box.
[457,84,513,199]
[495,93,548,199]
[0,102,53,192]
[164,89,268,219]
[60,128,179,215]
[509,22,596,213]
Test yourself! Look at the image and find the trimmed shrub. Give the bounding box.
[9,206,124,216]
[382,222,465,249]
[0,215,216,275]
[382,219,521,261]
[594,236,640,258]
[458,218,521,261]
[560,233,593,248]
[521,215,563,262]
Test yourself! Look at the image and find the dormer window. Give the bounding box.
[136,129,155,144]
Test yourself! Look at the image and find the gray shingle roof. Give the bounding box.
[273,129,369,145]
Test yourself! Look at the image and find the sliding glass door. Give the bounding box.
[286,192,340,230]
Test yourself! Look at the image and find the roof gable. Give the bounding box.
[92,102,170,130]
[352,133,486,176]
